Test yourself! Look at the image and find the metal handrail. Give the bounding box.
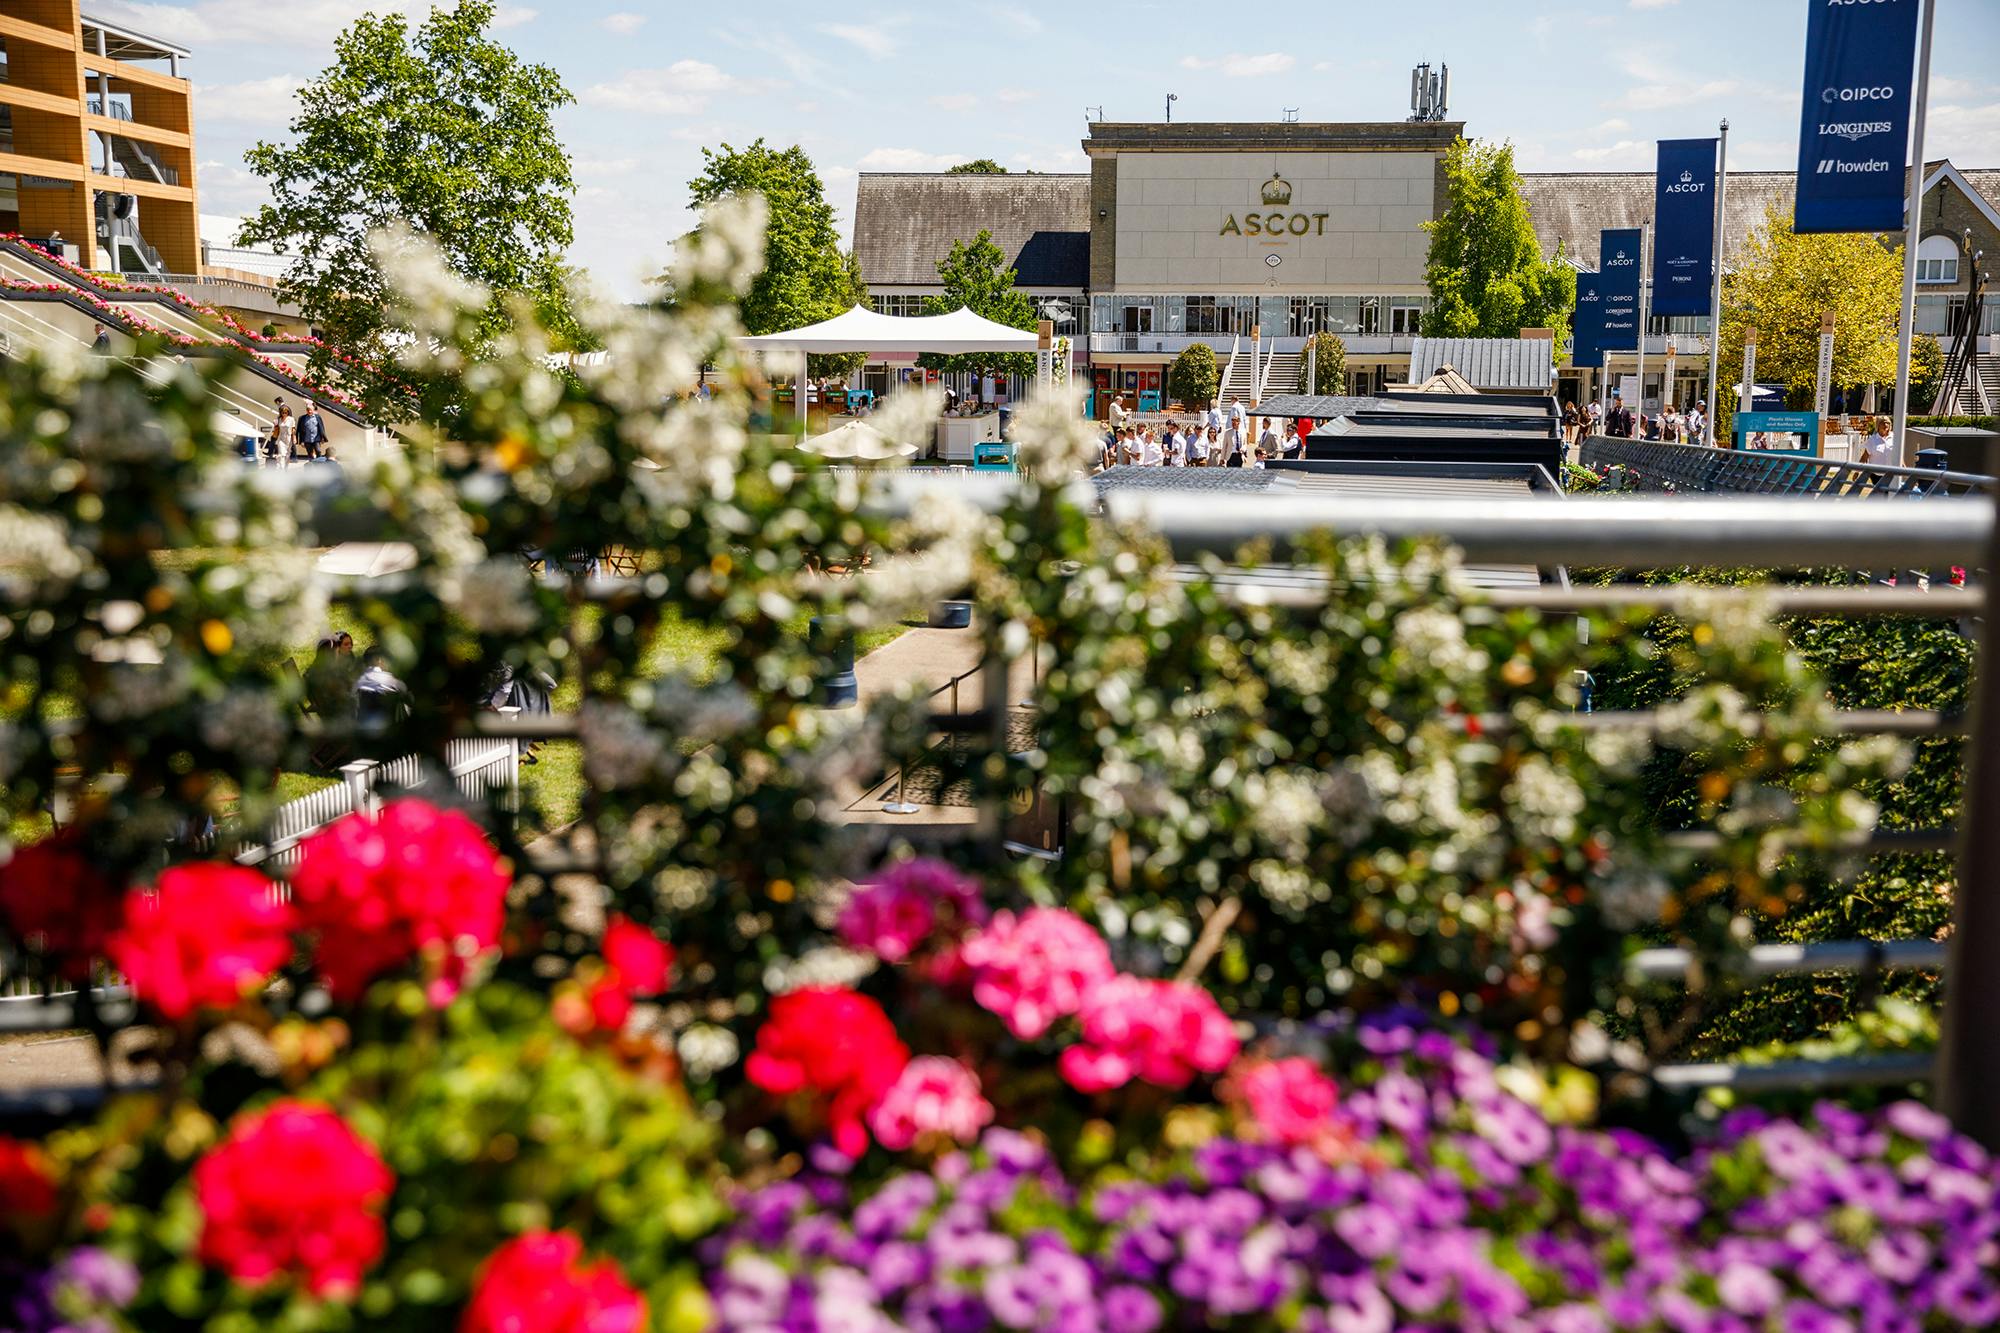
[1582,435,1996,497]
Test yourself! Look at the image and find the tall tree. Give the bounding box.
[1298,332,1347,395]
[947,160,1008,174]
[1717,199,1903,417]
[808,249,868,385]
[1167,343,1219,407]
[687,140,850,339]
[1421,139,1575,347]
[917,230,1037,389]
[238,0,575,408]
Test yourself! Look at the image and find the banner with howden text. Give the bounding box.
[1570,273,1604,369]
[1793,0,1921,234]
[1598,228,1642,355]
[1652,138,1717,317]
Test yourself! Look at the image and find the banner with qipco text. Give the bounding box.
[1793,0,1920,233]
[1570,273,1605,369]
[1598,228,1642,352]
[1652,138,1717,317]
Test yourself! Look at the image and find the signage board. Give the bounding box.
[1794,0,1921,233]
[1736,410,1820,456]
[1599,228,1642,351]
[1653,138,1717,317]
[1570,273,1605,368]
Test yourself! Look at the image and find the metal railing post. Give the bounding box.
[1939,487,2000,1148]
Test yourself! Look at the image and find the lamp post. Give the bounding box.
[1166,92,1179,123]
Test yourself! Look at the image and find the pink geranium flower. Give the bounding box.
[1228,1057,1342,1146]
[867,1056,994,1151]
[959,907,1115,1040]
[1059,976,1240,1094]
[838,858,987,963]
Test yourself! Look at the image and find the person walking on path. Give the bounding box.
[297,401,326,461]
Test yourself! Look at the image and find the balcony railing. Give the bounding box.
[1087,332,1418,357]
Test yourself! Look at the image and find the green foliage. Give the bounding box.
[916,229,1037,383]
[1716,200,1903,409]
[1166,343,1219,407]
[947,159,1008,174]
[237,0,576,416]
[1422,139,1576,345]
[686,139,849,340]
[1298,332,1347,394]
[807,250,868,384]
[1910,333,1945,412]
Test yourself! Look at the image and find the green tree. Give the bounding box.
[1167,343,1220,407]
[687,139,850,339]
[917,230,1037,392]
[238,0,576,411]
[947,159,1008,174]
[1421,139,1575,346]
[1911,332,1945,413]
[1298,332,1347,394]
[1716,199,1903,421]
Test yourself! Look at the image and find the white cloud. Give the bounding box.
[817,22,899,59]
[1179,51,1295,78]
[580,60,754,116]
[575,157,637,178]
[193,74,303,127]
[929,93,978,112]
[856,147,965,171]
[985,4,1042,33]
[490,4,536,27]
[88,0,422,48]
[600,10,646,34]
[1570,139,1647,164]
[1617,78,1736,112]
[1600,118,1630,133]
[1629,0,1678,8]
[1927,100,2000,165]
[1010,148,1085,172]
[995,87,1036,105]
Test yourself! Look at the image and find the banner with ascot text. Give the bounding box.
[1598,228,1643,354]
[1570,273,1604,369]
[1652,138,1717,317]
[1793,0,1921,233]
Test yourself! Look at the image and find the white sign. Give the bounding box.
[1740,327,1758,417]
[1814,314,1835,419]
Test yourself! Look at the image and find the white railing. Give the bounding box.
[1086,333,1235,356]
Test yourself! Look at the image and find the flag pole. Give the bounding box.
[1636,221,1651,424]
[1705,120,1729,446]
[1891,0,1936,449]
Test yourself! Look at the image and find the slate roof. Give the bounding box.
[1409,337,1554,391]
[853,173,1091,288]
[1520,165,2000,267]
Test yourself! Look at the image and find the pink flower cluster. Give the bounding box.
[838,857,987,963]
[746,987,911,1157]
[109,864,294,1022]
[1227,1057,1341,1146]
[1059,975,1240,1094]
[960,907,1115,1040]
[193,1100,393,1295]
[866,1056,994,1151]
[460,1230,645,1333]
[290,800,511,1006]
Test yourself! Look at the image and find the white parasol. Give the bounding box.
[799,418,920,462]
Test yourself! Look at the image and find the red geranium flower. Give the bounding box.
[461,1230,645,1333]
[109,864,293,1022]
[0,1135,58,1224]
[746,987,909,1157]
[0,832,123,981]
[602,915,673,993]
[291,800,510,1006]
[193,1100,393,1295]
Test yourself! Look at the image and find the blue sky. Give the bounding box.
[94,0,2000,295]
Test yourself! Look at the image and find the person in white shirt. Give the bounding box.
[1109,395,1130,430]
[1190,428,1212,467]
[1586,400,1603,433]
[1205,401,1223,433]
[1862,418,1896,466]
[1688,401,1708,444]
[1140,429,1163,466]
[1228,397,1248,434]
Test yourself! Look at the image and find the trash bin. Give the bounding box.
[929,601,972,629]
[808,615,857,708]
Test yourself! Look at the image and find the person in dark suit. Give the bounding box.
[90,323,111,354]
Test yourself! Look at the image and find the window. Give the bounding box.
[1913,295,1952,335]
[871,294,928,318]
[1389,301,1426,335]
[1916,234,1959,284]
[1188,295,1231,334]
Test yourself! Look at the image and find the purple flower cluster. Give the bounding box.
[0,1248,138,1333]
[704,1030,2000,1332]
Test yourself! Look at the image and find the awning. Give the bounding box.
[738,305,1038,355]
[800,418,920,462]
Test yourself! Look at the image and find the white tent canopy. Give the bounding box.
[738,305,1038,355]
[799,418,920,462]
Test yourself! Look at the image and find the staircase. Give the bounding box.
[1217,347,1258,402]
[1262,352,1302,400]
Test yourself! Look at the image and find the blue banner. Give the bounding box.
[1570,273,1604,369]
[1653,138,1716,317]
[1794,0,1920,233]
[1599,228,1642,352]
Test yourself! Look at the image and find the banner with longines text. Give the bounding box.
[1793,0,1921,233]
[1598,228,1643,353]
[1570,273,1604,369]
[1652,138,1717,317]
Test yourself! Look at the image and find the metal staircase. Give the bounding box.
[1930,240,1989,416]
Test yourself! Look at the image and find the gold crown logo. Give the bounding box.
[1261,173,1292,205]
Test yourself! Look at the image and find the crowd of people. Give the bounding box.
[1562,396,1710,448]
[1096,395,1311,471]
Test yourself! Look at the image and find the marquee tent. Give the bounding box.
[737,305,1039,355]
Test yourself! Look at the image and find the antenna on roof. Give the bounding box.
[1282,107,1299,123]
[1084,105,1103,123]
[1409,62,1448,122]
[1166,92,1179,123]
